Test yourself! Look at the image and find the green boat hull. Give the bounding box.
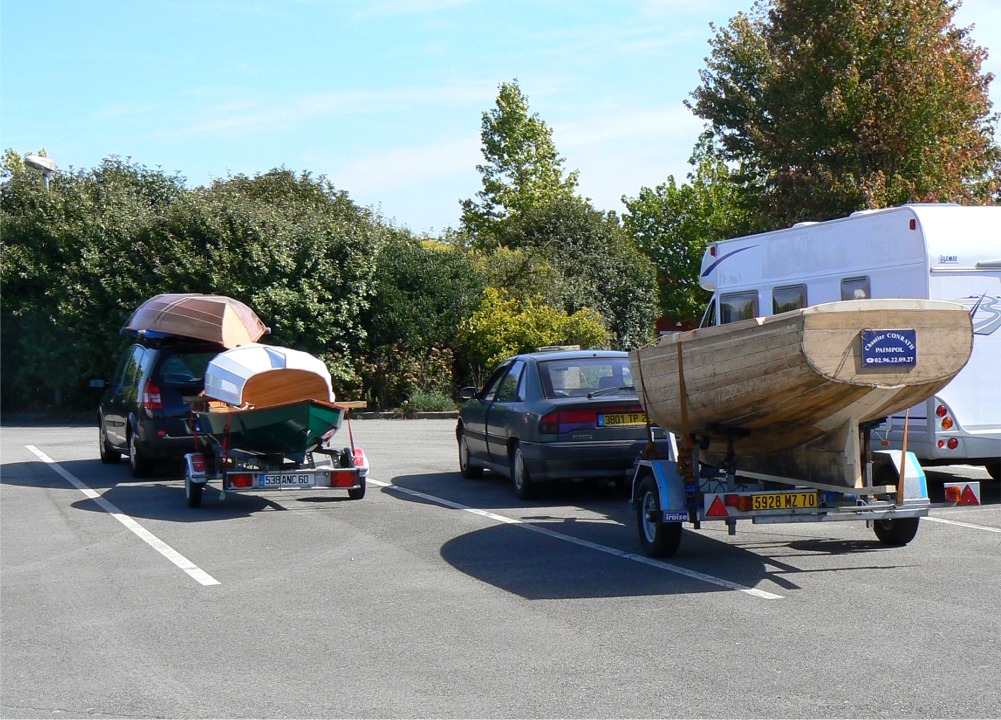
[195,399,345,463]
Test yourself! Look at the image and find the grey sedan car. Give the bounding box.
[456,349,667,498]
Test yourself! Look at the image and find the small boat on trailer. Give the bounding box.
[626,298,981,557]
[184,343,368,507]
[630,298,973,488]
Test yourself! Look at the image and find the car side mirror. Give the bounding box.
[459,386,478,401]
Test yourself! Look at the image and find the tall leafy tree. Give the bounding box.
[689,0,1000,228]
[623,141,752,325]
[501,197,660,350]
[461,80,580,246]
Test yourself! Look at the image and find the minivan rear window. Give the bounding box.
[156,351,218,385]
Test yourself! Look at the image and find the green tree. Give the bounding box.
[623,142,752,324]
[460,80,580,246]
[457,287,608,378]
[500,196,660,350]
[689,0,1000,228]
[0,160,388,410]
[360,234,485,407]
[1,156,189,409]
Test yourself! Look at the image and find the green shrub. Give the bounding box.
[401,390,457,414]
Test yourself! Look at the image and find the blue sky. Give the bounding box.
[3,0,999,235]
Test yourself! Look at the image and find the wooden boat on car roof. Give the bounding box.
[630,299,973,486]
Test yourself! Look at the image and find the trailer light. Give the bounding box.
[710,245,717,256]
[724,494,739,507]
[937,439,945,449]
[909,219,916,230]
[936,405,948,418]
[736,496,755,512]
[352,447,367,467]
[229,473,254,488]
[190,454,206,473]
[331,470,356,487]
[945,485,963,503]
[947,437,959,450]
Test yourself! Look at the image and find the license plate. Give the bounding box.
[752,492,818,510]
[598,412,647,427]
[260,473,314,489]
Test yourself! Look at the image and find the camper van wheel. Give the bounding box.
[636,476,682,558]
[872,517,919,546]
[185,475,203,508]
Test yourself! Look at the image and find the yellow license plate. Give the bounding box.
[751,492,818,510]
[599,412,647,427]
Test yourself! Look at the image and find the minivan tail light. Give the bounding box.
[143,381,163,411]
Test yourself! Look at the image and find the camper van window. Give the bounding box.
[841,276,870,300]
[773,284,807,314]
[720,291,758,323]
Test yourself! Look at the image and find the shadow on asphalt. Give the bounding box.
[383,471,956,600]
[1,456,364,523]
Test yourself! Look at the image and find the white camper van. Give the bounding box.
[698,203,1001,479]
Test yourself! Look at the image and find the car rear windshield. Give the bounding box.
[539,357,635,399]
[155,351,219,386]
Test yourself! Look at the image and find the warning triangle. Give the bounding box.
[960,485,980,505]
[706,496,729,517]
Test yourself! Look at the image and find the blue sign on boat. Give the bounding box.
[861,329,917,367]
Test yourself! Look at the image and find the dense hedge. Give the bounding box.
[1,158,660,412]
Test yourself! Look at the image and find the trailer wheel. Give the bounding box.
[872,517,919,545]
[636,476,682,558]
[348,477,366,500]
[185,475,203,508]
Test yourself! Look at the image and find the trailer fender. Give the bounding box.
[631,459,689,521]
[872,449,928,503]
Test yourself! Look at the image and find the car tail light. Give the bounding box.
[143,381,163,410]
[540,411,560,434]
[539,408,601,434]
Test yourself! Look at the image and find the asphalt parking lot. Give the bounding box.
[2,418,998,719]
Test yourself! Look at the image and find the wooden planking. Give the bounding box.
[241,369,331,407]
[631,299,973,458]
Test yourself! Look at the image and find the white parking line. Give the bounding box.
[925,516,1001,533]
[368,479,784,600]
[26,446,220,587]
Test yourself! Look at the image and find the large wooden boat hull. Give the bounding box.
[630,299,973,485]
[195,399,346,463]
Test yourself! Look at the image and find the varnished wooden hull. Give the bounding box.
[630,300,973,466]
